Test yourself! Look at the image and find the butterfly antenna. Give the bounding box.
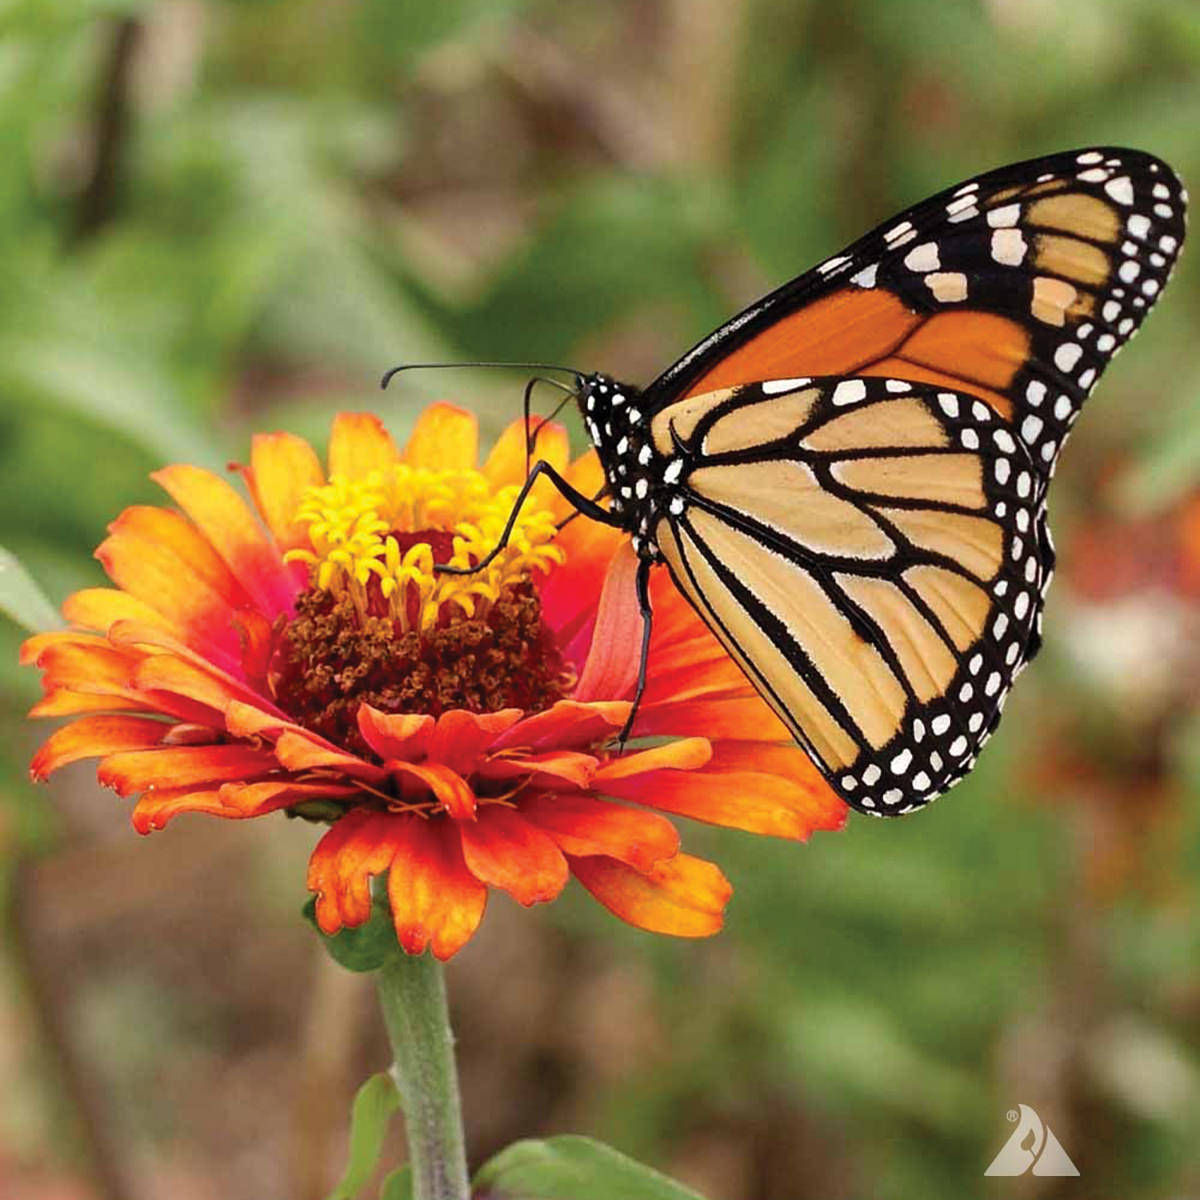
[380,361,584,390]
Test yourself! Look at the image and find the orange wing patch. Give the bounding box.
[684,290,1030,421]
[684,289,920,396]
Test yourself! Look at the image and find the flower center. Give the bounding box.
[274,463,572,752]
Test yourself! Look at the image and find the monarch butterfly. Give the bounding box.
[398,147,1187,817]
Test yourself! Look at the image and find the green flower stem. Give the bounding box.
[375,953,471,1200]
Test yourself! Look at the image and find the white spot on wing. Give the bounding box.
[904,241,941,273]
[1127,213,1151,239]
[818,256,850,275]
[832,380,867,406]
[926,272,968,301]
[1054,343,1082,372]
[1104,176,1134,205]
[991,228,1027,266]
[851,263,878,288]
[760,377,812,394]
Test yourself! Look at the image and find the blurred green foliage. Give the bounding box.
[2,2,1199,1199]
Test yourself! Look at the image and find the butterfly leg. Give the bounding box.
[521,376,579,476]
[617,556,654,749]
[556,485,609,533]
[436,459,622,577]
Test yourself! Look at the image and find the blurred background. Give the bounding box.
[2,2,1199,1198]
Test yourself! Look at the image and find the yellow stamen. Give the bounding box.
[286,464,565,630]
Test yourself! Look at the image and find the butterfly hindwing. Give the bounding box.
[649,376,1044,815]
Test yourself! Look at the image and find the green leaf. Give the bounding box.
[0,545,62,633]
[303,894,402,973]
[472,1136,707,1200]
[378,1166,413,1200]
[327,1072,402,1200]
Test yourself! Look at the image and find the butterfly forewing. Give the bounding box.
[644,148,1186,494]
[651,376,1044,815]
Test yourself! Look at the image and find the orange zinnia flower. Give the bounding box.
[22,405,846,958]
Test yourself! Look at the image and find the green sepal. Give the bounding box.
[288,800,353,823]
[472,1135,708,1200]
[326,1071,402,1200]
[378,1165,413,1200]
[302,893,401,973]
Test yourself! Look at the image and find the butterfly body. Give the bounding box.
[558,148,1187,816]
[578,372,670,563]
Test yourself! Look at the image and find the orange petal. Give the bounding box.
[130,655,238,720]
[243,431,324,556]
[97,744,279,797]
[574,538,642,702]
[132,787,226,833]
[388,760,476,821]
[231,607,275,686]
[482,417,570,503]
[520,792,679,873]
[427,708,524,777]
[328,810,405,928]
[306,808,398,933]
[217,779,358,817]
[570,852,731,938]
[274,731,387,783]
[633,697,790,742]
[538,505,625,651]
[31,715,170,780]
[403,403,477,471]
[20,629,112,666]
[110,620,285,715]
[152,465,296,619]
[458,806,568,906]
[707,741,847,834]
[601,768,819,839]
[29,639,216,727]
[640,637,752,707]
[387,819,488,960]
[477,750,598,791]
[491,699,629,753]
[594,738,712,782]
[30,690,145,718]
[97,506,250,671]
[26,633,135,680]
[357,706,435,762]
[131,779,356,832]
[61,588,176,637]
[328,413,399,479]
[645,563,712,645]
[225,699,303,741]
